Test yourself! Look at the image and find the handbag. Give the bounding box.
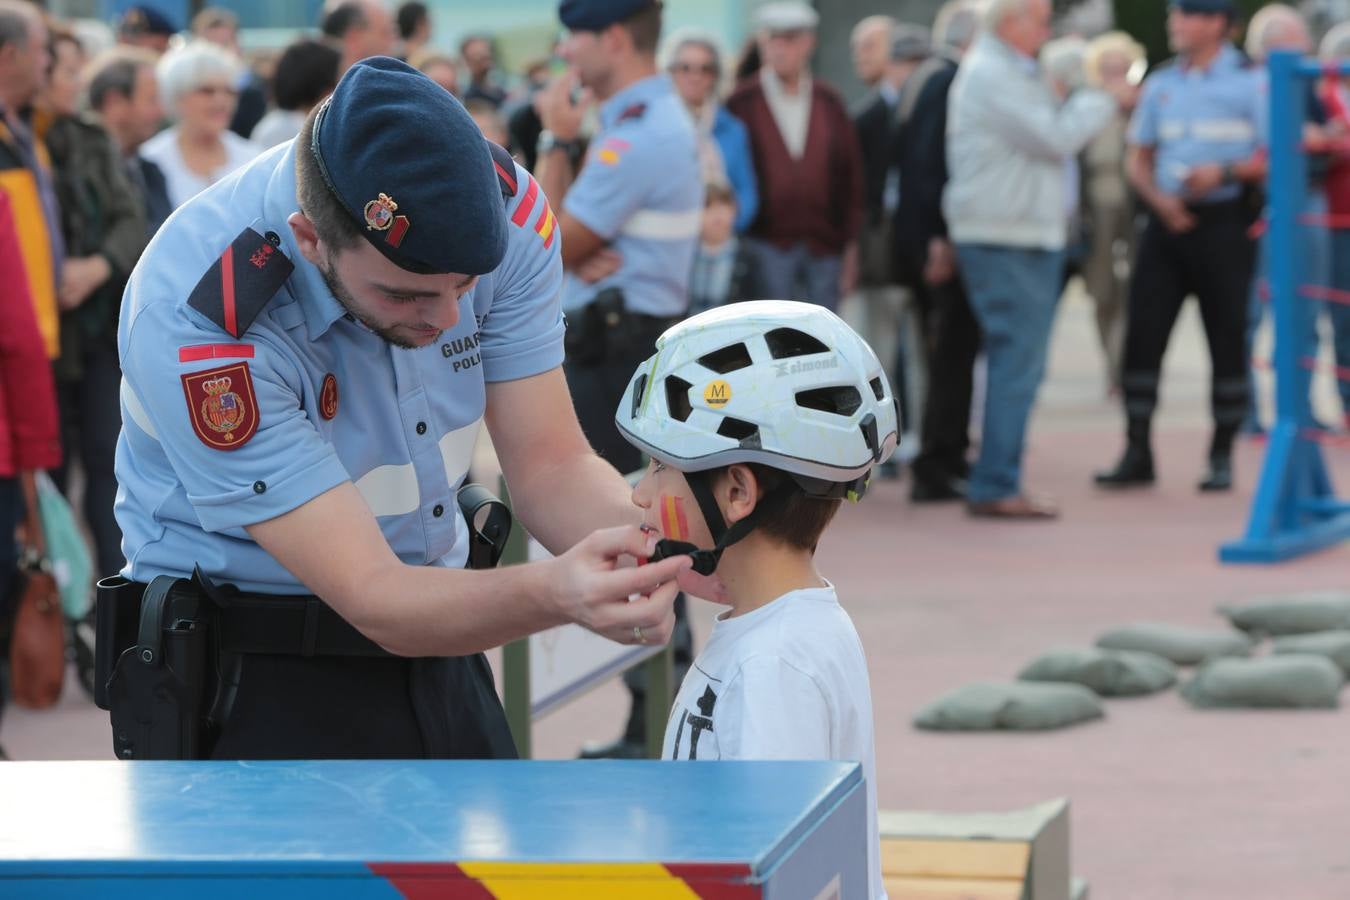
[8,506,66,709]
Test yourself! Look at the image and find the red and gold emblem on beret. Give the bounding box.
[363,192,411,248]
[181,362,259,450]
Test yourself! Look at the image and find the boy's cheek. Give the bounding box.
[657,493,691,541]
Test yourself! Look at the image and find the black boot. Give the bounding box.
[1198,456,1232,492]
[1095,417,1155,488]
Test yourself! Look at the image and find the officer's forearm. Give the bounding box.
[534,148,575,213]
[1125,145,1168,213]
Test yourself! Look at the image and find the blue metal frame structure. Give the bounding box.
[1221,51,1350,562]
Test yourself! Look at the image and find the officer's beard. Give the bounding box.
[318,250,429,350]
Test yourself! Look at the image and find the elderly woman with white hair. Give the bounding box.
[139,40,260,209]
[660,27,758,233]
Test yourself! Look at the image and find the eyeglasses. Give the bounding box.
[670,62,719,77]
[192,85,239,98]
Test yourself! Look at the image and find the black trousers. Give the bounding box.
[910,271,981,487]
[1121,202,1255,445]
[51,339,124,579]
[209,653,518,760]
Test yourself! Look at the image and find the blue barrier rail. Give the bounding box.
[1220,51,1350,562]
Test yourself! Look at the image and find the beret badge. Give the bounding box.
[363,192,411,248]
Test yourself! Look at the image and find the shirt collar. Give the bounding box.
[879,81,899,106]
[1180,43,1240,76]
[261,142,349,340]
[760,66,813,103]
[600,74,670,130]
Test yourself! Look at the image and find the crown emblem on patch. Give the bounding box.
[202,376,233,395]
[364,193,399,231]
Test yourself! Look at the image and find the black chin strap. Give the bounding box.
[649,470,794,576]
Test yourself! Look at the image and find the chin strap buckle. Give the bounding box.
[649,539,720,576]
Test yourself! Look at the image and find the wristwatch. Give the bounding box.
[537,129,582,157]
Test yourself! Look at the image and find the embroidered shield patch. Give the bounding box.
[181,362,259,450]
[319,373,339,420]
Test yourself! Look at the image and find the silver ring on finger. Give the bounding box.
[633,625,645,644]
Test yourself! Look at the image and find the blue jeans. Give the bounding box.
[744,239,843,311]
[1329,230,1350,413]
[955,243,1066,503]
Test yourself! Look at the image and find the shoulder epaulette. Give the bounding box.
[616,103,647,124]
[187,228,294,339]
[488,141,519,202]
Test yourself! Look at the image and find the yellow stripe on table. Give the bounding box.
[458,862,703,899]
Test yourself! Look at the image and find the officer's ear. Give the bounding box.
[287,211,324,267]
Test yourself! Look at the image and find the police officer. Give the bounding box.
[109,57,691,760]
[533,0,702,476]
[1096,0,1264,492]
[532,0,702,759]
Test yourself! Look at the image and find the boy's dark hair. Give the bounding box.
[396,1,428,41]
[718,464,841,552]
[295,107,361,250]
[619,2,662,56]
[272,38,340,111]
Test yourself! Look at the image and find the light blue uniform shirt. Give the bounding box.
[115,142,564,594]
[561,74,702,318]
[1128,44,1262,203]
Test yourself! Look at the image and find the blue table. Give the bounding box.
[0,760,866,898]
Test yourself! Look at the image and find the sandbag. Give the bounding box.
[1218,591,1350,636]
[1181,655,1344,709]
[1271,631,1350,675]
[1095,622,1253,665]
[1017,647,1177,697]
[913,682,1104,732]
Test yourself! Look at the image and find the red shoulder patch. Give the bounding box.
[180,362,259,451]
[319,373,339,420]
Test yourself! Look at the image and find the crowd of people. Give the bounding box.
[3,0,1350,752]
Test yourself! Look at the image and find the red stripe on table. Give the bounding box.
[221,244,237,337]
[511,177,539,227]
[366,862,494,899]
[178,344,255,362]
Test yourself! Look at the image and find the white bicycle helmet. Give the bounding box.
[615,300,899,573]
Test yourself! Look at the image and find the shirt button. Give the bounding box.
[264,231,281,246]
[416,422,427,435]
[432,504,444,518]
[253,481,266,494]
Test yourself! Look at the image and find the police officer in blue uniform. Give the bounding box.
[104,58,691,760]
[533,0,702,476]
[532,0,702,759]
[1096,0,1264,492]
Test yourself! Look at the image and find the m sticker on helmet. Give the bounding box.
[773,355,839,377]
[704,380,732,408]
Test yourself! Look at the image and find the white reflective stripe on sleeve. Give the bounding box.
[619,207,703,241]
[121,379,159,441]
[1191,118,1256,143]
[439,417,482,488]
[354,463,421,517]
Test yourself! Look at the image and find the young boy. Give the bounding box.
[615,300,897,900]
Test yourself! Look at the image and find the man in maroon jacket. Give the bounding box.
[0,190,63,755]
[726,0,863,312]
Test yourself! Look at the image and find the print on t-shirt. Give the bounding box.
[669,672,720,759]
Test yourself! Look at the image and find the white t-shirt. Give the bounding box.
[140,127,262,210]
[662,583,885,900]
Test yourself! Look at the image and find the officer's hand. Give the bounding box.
[1154,194,1197,234]
[534,72,590,142]
[576,248,623,283]
[550,525,691,645]
[1182,163,1225,200]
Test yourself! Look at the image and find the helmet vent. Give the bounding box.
[765,327,829,359]
[717,416,759,443]
[699,343,753,374]
[869,377,884,402]
[796,386,862,417]
[629,373,648,419]
[665,376,694,422]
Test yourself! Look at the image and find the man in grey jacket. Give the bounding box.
[943,0,1115,519]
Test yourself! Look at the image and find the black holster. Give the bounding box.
[563,288,676,368]
[95,484,513,761]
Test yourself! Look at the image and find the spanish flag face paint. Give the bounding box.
[659,494,690,542]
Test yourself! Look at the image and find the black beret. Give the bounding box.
[1170,0,1236,13]
[310,56,507,276]
[120,5,178,36]
[559,0,656,32]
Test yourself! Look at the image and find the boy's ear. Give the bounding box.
[721,463,760,525]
